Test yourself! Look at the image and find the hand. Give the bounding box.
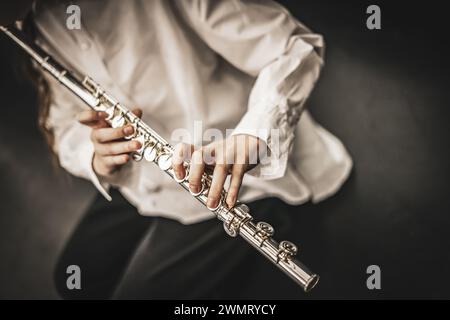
[77,108,143,177]
[172,135,263,209]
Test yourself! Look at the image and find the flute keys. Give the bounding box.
[132,152,143,161]
[124,125,137,140]
[105,106,115,120]
[279,241,298,255]
[131,135,146,162]
[276,241,298,263]
[124,121,140,140]
[157,153,172,171]
[144,145,158,162]
[223,222,238,237]
[111,115,125,128]
[256,221,274,237]
[223,214,239,238]
[254,221,274,247]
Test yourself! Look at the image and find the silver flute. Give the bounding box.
[1,24,319,291]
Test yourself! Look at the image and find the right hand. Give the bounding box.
[77,108,143,177]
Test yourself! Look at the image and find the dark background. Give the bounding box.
[1,0,449,299]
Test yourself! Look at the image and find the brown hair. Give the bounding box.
[22,12,55,150]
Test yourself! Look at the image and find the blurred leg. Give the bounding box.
[55,188,287,299]
[113,199,286,299]
[53,189,152,299]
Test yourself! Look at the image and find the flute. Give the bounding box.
[1,24,319,292]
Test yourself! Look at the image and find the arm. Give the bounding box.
[44,73,142,201]
[173,0,324,208]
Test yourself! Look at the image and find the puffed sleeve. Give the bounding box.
[44,72,113,200]
[176,0,325,179]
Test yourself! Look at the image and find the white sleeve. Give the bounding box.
[45,74,112,201]
[177,0,325,179]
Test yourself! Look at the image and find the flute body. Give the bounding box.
[1,25,319,292]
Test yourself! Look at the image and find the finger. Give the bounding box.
[188,149,205,194]
[172,143,194,180]
[91,125,134,143]
[201,143,217,166]
[207,164,228,210]
[101,154,131,168]
[95,139,142,156]
[232,134,247,165]
[226,164,246,208]
[77,110,107,126]
[92,118,109,129]
[132,108,143,118]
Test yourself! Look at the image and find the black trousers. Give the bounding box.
[54,189,289,299]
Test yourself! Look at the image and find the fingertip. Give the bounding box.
[131,140,141,150]
[132,108,143,117]
[207,197,219,210]
[173,165,185,181]
[97,111,107,119]
[123,125,134,135]
[226,195,236,208]
[189,184,199,195]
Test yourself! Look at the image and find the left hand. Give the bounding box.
[171,134,264,209]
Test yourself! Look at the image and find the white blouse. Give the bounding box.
[33,0,352,224]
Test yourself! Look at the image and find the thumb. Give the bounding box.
[132,108,143,118]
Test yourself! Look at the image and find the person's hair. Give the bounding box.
[22,12,54,150]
